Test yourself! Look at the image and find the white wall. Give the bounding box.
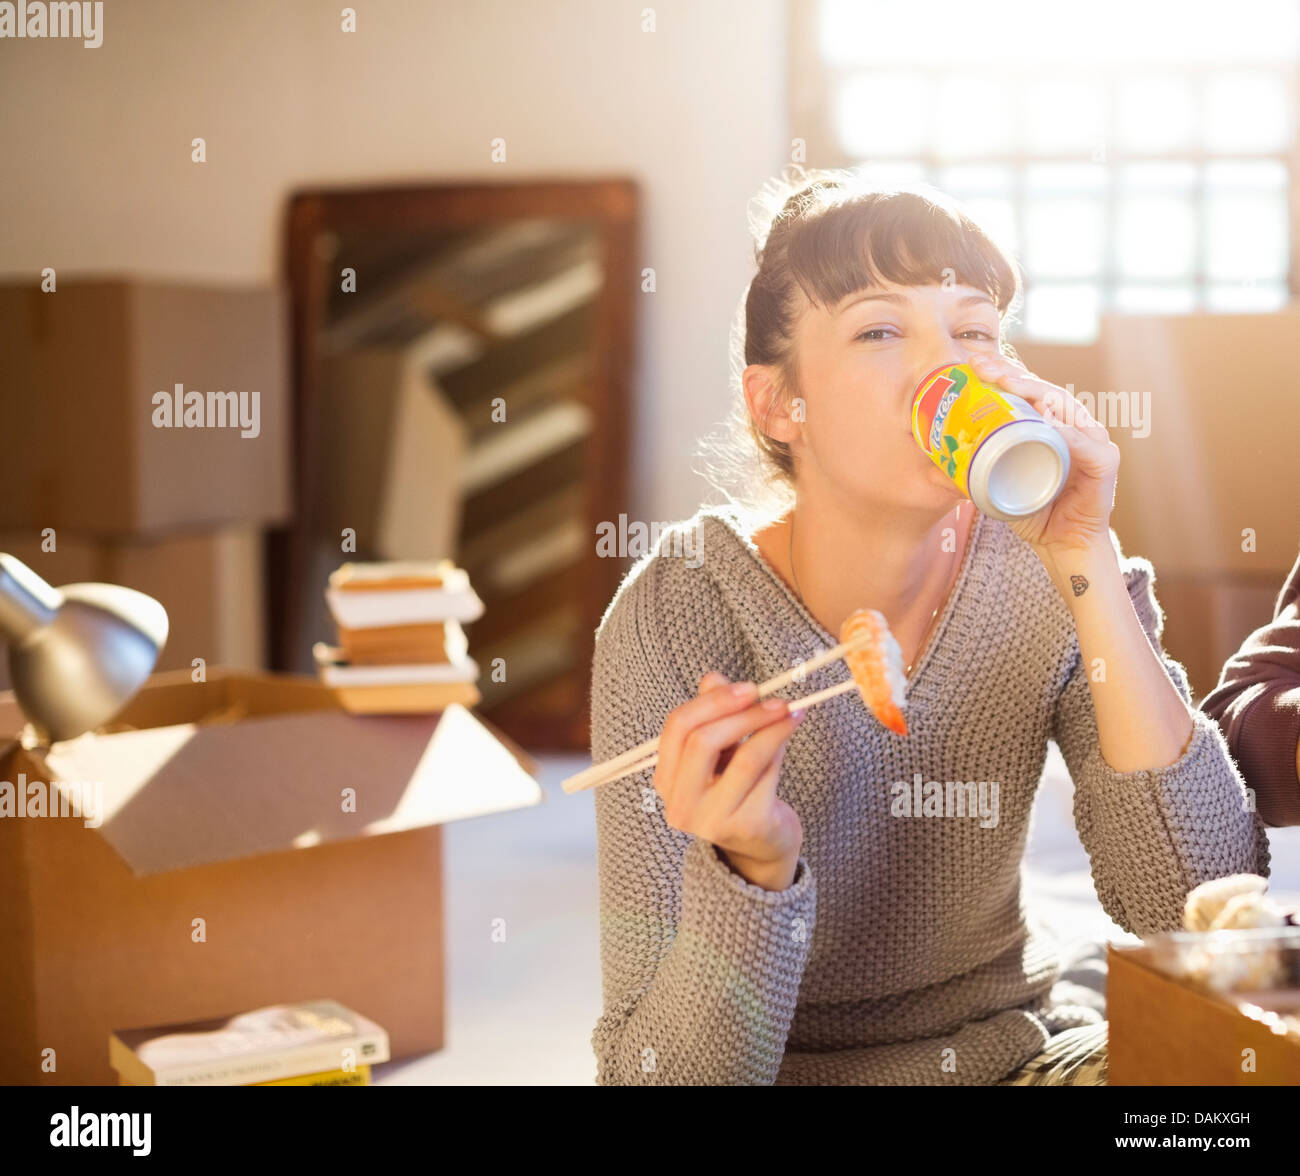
[0,0,789,525]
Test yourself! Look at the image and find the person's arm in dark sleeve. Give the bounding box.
[1199,547,1300,827]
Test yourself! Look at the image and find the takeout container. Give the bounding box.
[1107,929,1300,1085]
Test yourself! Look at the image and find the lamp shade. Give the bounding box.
[0,553,169,743]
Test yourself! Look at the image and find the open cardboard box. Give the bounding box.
[1107,941,1300,1085]
[0,669,543,1085]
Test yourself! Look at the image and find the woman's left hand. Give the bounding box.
[967,350,1120,560]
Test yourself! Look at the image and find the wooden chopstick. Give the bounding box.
[566,677,860,793]
[561,634,872,795]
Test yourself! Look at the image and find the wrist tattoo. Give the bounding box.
[1069,574,1089,597]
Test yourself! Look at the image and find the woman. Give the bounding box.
[587,167,1268,1086]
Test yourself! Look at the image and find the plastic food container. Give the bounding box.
[1137,926,1300,1028]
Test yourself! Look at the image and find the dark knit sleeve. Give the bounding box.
[1198,549,1300,827]
[588,555,816,1085]
[1052,539,1270,938]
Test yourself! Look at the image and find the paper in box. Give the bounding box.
[0,669,542,1085]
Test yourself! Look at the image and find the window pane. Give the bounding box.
[1115,77,1197,152]
[1021,284,1101,342]
[936,166,1017,250]
[1113,284,1198,313]
[1205,281,1291,310]
[1205,191,1289,280]
[1024,77,1106,155]
[1026,196,1106,277]
[856,160,931,188]
[960,197,1020,255]
[933,76,1014,157]
[1204,71,1292,152]
[1026,163,1109,193]
[818,0,1300,65]
[937,165,1013,194]
[1205,159,1288,189]
[1119,162,1199,190]
[818,0,932,66]
[837,73,928,156]
[1117,194,1196,279]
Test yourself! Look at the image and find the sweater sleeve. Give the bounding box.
[1198,548,1300,827]
[1052,539,1271,938]
[588,556,817,1085]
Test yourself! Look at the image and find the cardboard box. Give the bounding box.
[0,528,265,692]
[1100,311,1300,578]
[1008,339,1111,406]
[107,528,265,675]
[0,279,290,537]
[0,669,542,1085]
[319,340,465,561]
[1147,574,1283,703]
[1018,321,1300,701]
[1107,943,1300,1084]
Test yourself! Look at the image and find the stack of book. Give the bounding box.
[110,999,389,1086]
[313,558,485,714]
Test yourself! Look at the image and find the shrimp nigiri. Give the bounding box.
[839,608,909,736]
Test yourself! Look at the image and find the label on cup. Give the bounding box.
[911,363,1040,497]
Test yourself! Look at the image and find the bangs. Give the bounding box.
[782,188,1019,317]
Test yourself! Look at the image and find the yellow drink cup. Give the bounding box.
[911,361,1070,522]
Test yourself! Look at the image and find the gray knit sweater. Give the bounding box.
[587,502,1270,1085]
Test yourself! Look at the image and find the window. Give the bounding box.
[791,0,1300,341]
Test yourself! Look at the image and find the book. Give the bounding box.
[121,1064,372,1087]
[313,645,479,685]
[109,999,389,1087]
[323,678,482,715]
[252,1064,372,1086]
[337,620,454,665]
[335,617,470,666]
[325,561,484,629]
[313,642,482,712]
[330,561,449,591]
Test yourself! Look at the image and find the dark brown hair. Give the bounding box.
[699,164,1023,516]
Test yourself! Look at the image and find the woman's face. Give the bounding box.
[781,277,1005,513]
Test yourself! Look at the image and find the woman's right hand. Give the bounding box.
[653,671,807,891]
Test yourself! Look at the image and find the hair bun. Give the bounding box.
[748,166,857,259]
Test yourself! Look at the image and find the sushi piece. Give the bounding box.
[1178,873,1292,993]
[840,608,909,736]
[1183,874,1270,933]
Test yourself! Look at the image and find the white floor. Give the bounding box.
[373,743,1300,1085]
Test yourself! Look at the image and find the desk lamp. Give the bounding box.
[0,553,168,743]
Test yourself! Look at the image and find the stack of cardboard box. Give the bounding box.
[0,278,290,688]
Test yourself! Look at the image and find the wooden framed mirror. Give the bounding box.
[269,180,638,750]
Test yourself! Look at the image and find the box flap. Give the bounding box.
[39,704,541,877]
